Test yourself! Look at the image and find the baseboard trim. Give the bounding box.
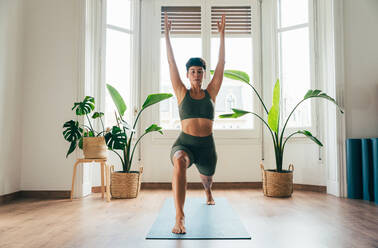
[93,182,326,192]
[20,191,71,198]
[0,191,22,204]
[294,184,326,193]
[0,191,70,204]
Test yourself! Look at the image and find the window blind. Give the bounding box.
[160,6,251,35]
[161,6,201,35]
[211,6,251,35]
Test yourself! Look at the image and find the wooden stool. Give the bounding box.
[70,158,111,202]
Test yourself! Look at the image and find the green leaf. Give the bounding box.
[63,120,82,142]
[66,140,77,158]
[106,84,127,117]
[145,124,163,135]
[231,108,251,118]
[104,126,127,150]
[211,69,250,84]
[142,93,173,110]
[219,108,251,118]
[219,113,236,118]
[304,89,321,98]
[84,130,95,137]
[298,130,323,146]
[78,137,83,149]
[72,96,95,116]
[303,89,344,113]
[92,112,104,119]
[268,79,280,133]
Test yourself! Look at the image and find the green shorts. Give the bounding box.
[170,132,217,176]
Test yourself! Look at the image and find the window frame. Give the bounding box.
[103,0,141,132]
[151,0,262,140]
[274,0,318,137]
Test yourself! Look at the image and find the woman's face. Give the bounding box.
[187,66,204,87]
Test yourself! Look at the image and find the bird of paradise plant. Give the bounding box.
[105,84,173,172]
[213,70,344,172]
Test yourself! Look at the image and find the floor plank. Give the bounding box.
[0,189,377,248]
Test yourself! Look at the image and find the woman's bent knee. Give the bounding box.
[173,151,190,169]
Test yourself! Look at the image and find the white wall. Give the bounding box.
[344,0,378,138]
[20,0,81,190]
[0,0,24,195]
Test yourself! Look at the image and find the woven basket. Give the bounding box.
[260,163,294,197]
[110,165,143,199]
[83,137,107,159]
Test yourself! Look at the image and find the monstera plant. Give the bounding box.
[105,84,173,173]
[62,96,105,158]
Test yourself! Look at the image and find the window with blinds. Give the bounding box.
[211,6,251,35]
[161,6,201,35]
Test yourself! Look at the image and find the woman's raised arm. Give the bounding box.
[207,14,225,100]
[164,12,186,99]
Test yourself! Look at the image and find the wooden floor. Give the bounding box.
[1,189,377,248]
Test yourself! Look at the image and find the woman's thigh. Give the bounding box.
[195,146,217,176]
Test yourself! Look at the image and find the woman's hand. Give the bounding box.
[164,11,172,35]
[217,14,226,34]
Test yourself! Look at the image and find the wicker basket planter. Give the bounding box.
[83,137,107,159]
[110,165,143,199]
[260,163,294,197]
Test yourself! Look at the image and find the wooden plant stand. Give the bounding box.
[70,158,111,202]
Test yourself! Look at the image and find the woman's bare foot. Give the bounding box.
[172,216,186,234]
[205,189,215,205]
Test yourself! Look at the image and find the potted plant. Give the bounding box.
[215,70,344,197]
[105,84,173,198]
[63,96,107,159]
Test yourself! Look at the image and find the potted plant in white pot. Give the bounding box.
[105,84,173,199]
[215,70,344,197]
[63,96,107,159]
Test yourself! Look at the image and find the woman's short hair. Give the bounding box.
[186,57,206,71]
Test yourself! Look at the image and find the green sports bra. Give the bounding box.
[179,89,215,121]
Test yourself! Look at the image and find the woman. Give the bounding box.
[164,12,226,234]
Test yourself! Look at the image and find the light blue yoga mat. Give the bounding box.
[146,197,251,240]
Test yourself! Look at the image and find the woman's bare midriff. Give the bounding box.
[181,118,213,137]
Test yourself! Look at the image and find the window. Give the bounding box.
[211,6,254,129]
[105,0,133,127]
[277,0,314,128]
[159,3,255,130]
